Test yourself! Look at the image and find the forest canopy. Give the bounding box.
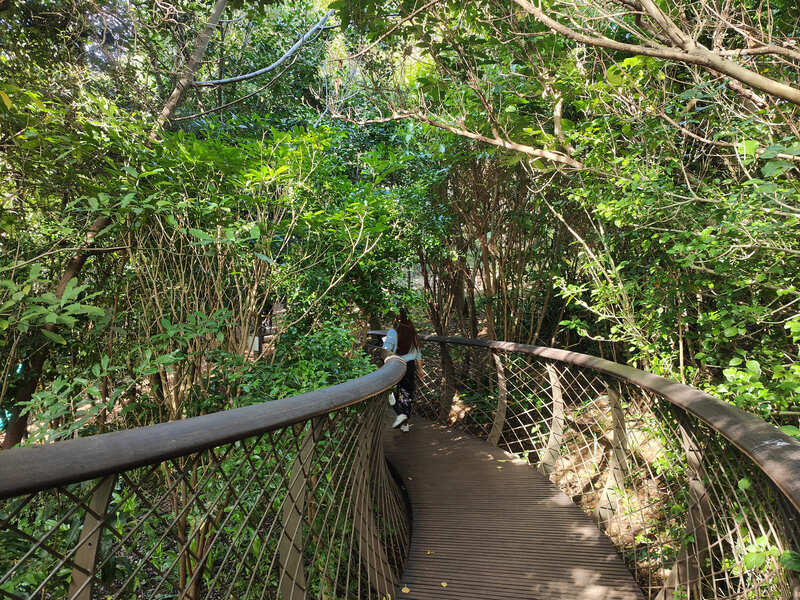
[1,0,798,449]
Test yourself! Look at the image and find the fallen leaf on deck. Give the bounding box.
[401,586,410,593]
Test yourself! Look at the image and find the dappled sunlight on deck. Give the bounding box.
[384,413,644,599]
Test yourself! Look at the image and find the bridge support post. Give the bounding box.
[68,474,117,600]
[656,416,712,600]
[487,350,507,446]
[278,417,324,600]
[593,385,629,528]
[351,397,396,598]
[539,363,565,477]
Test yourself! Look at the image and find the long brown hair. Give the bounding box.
[395,308,419,355]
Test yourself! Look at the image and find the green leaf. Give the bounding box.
[606,66,623,86]
[27,263,42,282]
[41,329,67,345]
[779,425,800,439]
[188,229,213,241]
[762,142,800,158]
[255,253,275,264]
[761,160,793,178]
[737,478,752,491]
[0,90,11,110]
[743,551,766,570]
[59,315,76,329]
[61,278,82,304]
[65,303,105,318]
[780,550,800,572]
[723,327,738,338]
[40,292,58,305]
[787,320,800,342]
[745,360,761,376]
[736,140,760,157]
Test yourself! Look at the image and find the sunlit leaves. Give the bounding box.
[781,550,800,572]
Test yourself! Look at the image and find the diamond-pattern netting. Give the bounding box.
[389,336,800,600]
[0,393,409,600]
[5,335,800,600]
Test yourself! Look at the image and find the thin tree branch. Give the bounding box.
[718,44,800,62]
[512,0,800,106]
[172,57,297,121]
[2,246,130,273]
[343,0,443,61]
[193,10,334,87]
[658,111,800,162]
[331,109,584,168]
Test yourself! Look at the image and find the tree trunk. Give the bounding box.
[486,350,507,446]
[593,386,629,527]
[656,416,713,600]
[149,0,228,140]
[438,342,456,424]
[539,363,565,477]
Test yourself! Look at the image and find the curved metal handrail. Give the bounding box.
[371,330,800,512]
[371,330,800,597]
[0,356,407,499]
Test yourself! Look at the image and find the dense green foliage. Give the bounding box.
[0,0,419,445]
[1,0,798,438]
[4,4,800,599]
[332,0,800,422]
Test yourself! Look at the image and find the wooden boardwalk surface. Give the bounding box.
[384,414,645,600]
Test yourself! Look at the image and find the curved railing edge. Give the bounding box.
[0,356,407,500]
[370,330,800,513]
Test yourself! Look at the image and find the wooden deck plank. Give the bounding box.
[384,414,644,600]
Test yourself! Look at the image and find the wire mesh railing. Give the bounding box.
[5,330,800,600]
[0,357,409,600]
[371,332,800,600]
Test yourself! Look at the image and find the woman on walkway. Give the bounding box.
[382,308,422,432]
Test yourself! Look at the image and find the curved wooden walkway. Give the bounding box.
[384,414,644,600]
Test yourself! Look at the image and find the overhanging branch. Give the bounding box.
[193,10,334,87]
[512,0,800,107]
[330,107,583,169]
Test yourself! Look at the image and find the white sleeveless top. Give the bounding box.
[381,328,422,362]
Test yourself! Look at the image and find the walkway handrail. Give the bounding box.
[0,355,409,600]
[372,329,800,599]
[0,356,407,500]
[371,331,800,512]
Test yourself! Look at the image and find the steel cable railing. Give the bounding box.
[0,357,409,600]
[370,331,800,600]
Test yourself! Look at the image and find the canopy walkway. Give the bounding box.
[384,417,643,599]
[1,334,799,600]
